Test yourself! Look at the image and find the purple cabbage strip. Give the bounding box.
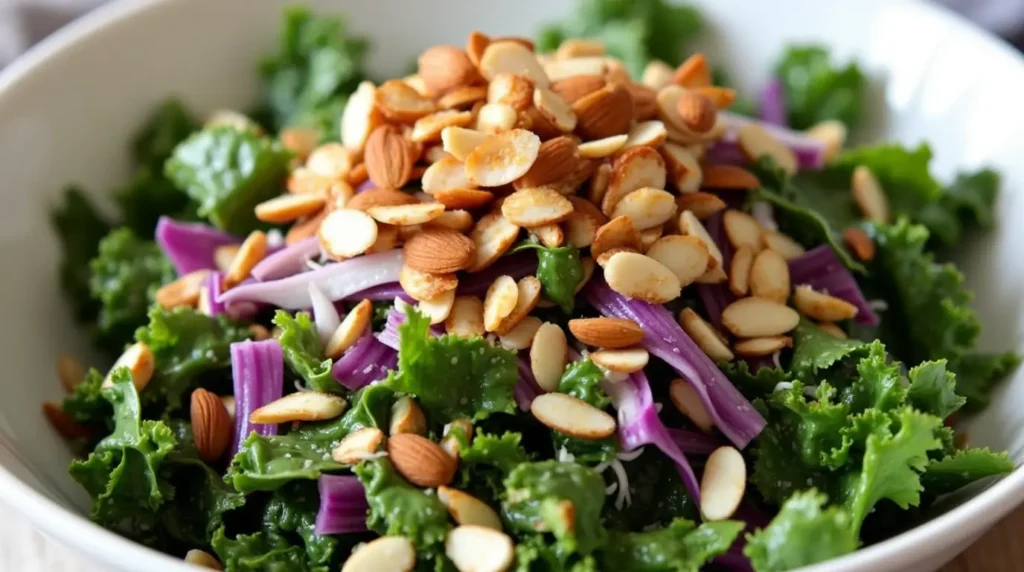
[346,282,413,302]
[696,212,735,333]
[666,427,722,456]
[218,249,404,309]
[758,77,787,126]
[251,236,320,281]
[332,331,398,391]
[515,355,543,411]
[155,216,239,276]
[789,245,879,326]
[375,304,444,350]
[200,271,257,320]
[458,254,538,296]
[229,339,284,454]
[584,279,766,448]
[314,474,369,535]
[707,112,825,170]
[604,370,701,502]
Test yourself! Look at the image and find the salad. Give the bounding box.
[46,2,1019,571]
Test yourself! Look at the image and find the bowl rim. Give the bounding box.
[0,0,1020,570]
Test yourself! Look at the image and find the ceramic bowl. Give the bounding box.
[0,0,1020,570]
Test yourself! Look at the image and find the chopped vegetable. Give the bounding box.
[313,474,369,535]
[759,78,787,127]
[272,310,338,393]
[155,216,239,276]
[788,246,878,325]
[230,339,285,453]
[251,236,320,281]
[512,241,585,313]
[745,490,858,571]
[331,330,397,391]
[774,45,865,130]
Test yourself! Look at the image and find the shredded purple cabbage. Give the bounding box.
[695,212,736,333]
[515,354,543,411]
[458,253,538,296]
[707,112,825,170]
[314,474,369,535]
[200,271,258,320]
[251,236,320,281]
[758,78,787,126]
[346,282,413,302]
[218,250,404,309]
[376,303,444,350]
[667,427,723,456]
[332,331,398,391]
[584,279,766,448]
[789,245,879,326]
[229,339,284,454]
[155,216,239,276]
[309,284,341,346]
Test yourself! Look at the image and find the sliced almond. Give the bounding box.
[544,57,608,82]
[325,299,373,358]
[533,88,577,132]
[842,227,876,262]
[445,296,486,337]
[390,396,427,436]
[465,129,541,187]
[501,187,574,227]
[530,322,568,392]
[693,86,736,110]
[602,146,666,214]
[529,224,564,248]
[468,213,521,271]
[306,142,353,178]
[568,317,644,349]
[418,288,457,326]
[655,84,689,132]
[439,85,489,110]
[446,526,514,572]
[319,209,378,259]
[494,276,542,335]
[596,246,639,268]
[483,276,520,332]
[702,164,761,190]
[604,251,682,304]
[748,249,790,303]
[676,91,717,133]
[728,246,754,296]
[555,39,606,60]
[672,54,711,88]
[721,297,800,338]
[818,322,848,339]
[679,308,734,362]
[250,392,347,424]
[679,211,724,270]
[669,377,714,432]
[213,244,239,273]
[735,336,792,357]
[224,230,267,287]
[805,120,847,162]
[184,549,223,570]
[642,60,674,90]
[660,142,703,193]
[610,187,676,230]
[475,102,518,133]
[399,265,458,302]
[587,162,612,205]
[418,45,478,94]
[696,265,728,285]
[592,215,642,260]
[577,134,628,159]
[367,202,445,226]
[375,79,436,123]
[677,192,726,220]
[487,73,535,111]
[434,188,494,210]
[429,209,475,232]
[515,136,580,189]
[551,74,607,105]
[737,123,797,176]
[852,165,890,223]
[255,193,326,224]
[644,235,711,288]
[621,120,667,149]
[342,536,415,572]
[479,41,549,87]
[441,126,489,162]
[723,210,763,253]
[531,392,616,439]
[762,230,806,260]
[438,488,504,531]
[499,315,543,351]
[466,31,491,67]
[792,285,859,321]
[279,126,320,160]
[422,156,474,194]
[412,110,474,143]
[639,225,664,250]
[700,446,746,521]
[590,347,649,373]
[156,269,210,309]
[347,188,419,210]
[341,81,381,152]
[332,427,385,464]
[565,197,606,248]
[441,418,474,459]
[572,83,633,141]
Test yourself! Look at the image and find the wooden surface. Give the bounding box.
[940,504,1024,572]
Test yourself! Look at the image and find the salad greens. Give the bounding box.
[47,1,1018,571]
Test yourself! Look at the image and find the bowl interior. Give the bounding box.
[0,0,1020,570]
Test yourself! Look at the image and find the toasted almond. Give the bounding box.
[479,41,549,87]
[279,127,321,161]
[676,91,717,133]
[495,276,542,335]
[103,342,155,391]
[306,142,353,178]
[346,163,370,186]
[439,86,489,111]
[620,120,666,149]
[679,211,724,270]
[544,56,608,82]
[721,297,800,338]
[419,45,478,94]
[404,74,433,98]
[56,353,85,393]
[851,165,890,223]
[531,392,616,439]
[424,211,471,233]
[555,38,606,60]
[386,396,427,436]
[367,203,445,226]
[723,210,763,253]
[655,85,689,132]
[679,308,734,361]
[465,129,541,187]
[843,227,876,261]
[596,246,639,268]
[487,73,535,111]
[602,146,666,214]
[332,427,385,464]
[184,549,223,570]
[342,535,416,572]
[577,134,628,159]
[533,88,577,132]
[501,187,574,227]
[550,74,607,105]
[693,85,736,109]
[587,162,612,204]
[250,392,347,424]
[440,418,474,459]
[515,136,579,189]
[737,123,797,175]
[403,228,476,274]
[255,193,326,224]
[441,127,489,161]
[446,526,514,572]
[642,60,674,90]
[564,197,606,248]
[286,210,327,245]
[213,244,240,273]
[529,224,564,248]
[818,322,848,339]
[318,209,378,259]
[468,212,521,271]
[499,316,543,351]
[190,388,231,462]
[42,402,92,440]
[416,288,456,325]
[610,187,676,230]
[347,189,419,211]
[590,347,649,373]
[431,188,492,210]
[677,192,726,220]
[341,81,381,151]
[762,230,806,260]
[411,110,474,143]
[669,378,714,432]
[792,285,859,321]
[619,84,656,123]
[324,299,372,358]
[726,246,754,296]
[568,317,644,349]
[591,215,642,260]
[572,83,633,140]
[399,265,458,302]
[375,79,436,123]
[700,446,746,521]
[530,322,568,392]
[286,168,333,195]
[438,488,504,531]
[639,224,664,250]
[445,296,486,337]
[388,433,458,487]
[223,231,267,287]
[604,251,682,304]
[748,249,790,303]
[661,142,703,193]
[696,265,728,285]
[735,336,792,357]
[466,30,491,66]
[672,53,711,88]
[422,156,475,194]
[155,269,210,310]
[365,125,414,189]
[483,276,520,332]
[702,164,761,190]
[805,120,847,162]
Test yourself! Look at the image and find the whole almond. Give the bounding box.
[843,227,876,261]
[550,75,607,105]
[387,433,458,487]
[672,53,711,88]
[42,402,93,440]
[515,136,579,189]
[191,388,231,462]
[419,45,479,94]
[675,91,716,133]
[572,83,633,140]
[568,317,644,348]
[365,125,414,189]
[625,83,659,120]
[403,229,476,273]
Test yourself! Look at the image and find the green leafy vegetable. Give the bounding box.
[386,308,517,422]
[51,186,113,323]
[719,360,791,400]
[601,449,700,531]
[789,320,867,381]
[603,518,743,571]
[921,448,1015,496]
[745,490,858,571]
[948,351,1021,412]
[213,527,316,572]
[165,125,292,234]
[61,368,110,428]
[133,99,200,173]
[272,311,338,393]
[355,458,451,554]
[906,360,965,420]
[774,45,864,130]
[512,242,585,313]
[552,360,618,463]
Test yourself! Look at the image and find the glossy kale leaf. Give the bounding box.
[603,518,743,571]
[774,45,865,130]
[745,490,858,571]
[272,311,338,393]
[552,359,618,463]
[51,186,112,324]
[789,319,867,381]
[512,241,585,313]
[354,459,451,554]
[719,360,791,401]
[947,351,1020,412]
[920,448,1014,496]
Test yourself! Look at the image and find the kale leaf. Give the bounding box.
[603,518,743,571]
[512,241,585,313]
[354,458,451,555]
[51,186,112,323]
[552,360,618,463]
[745,490,858,571]
[948,351,1021,412]
[774,45,865,130]
[273,310,338,393]
[789,319,867,381]
[920,448,1015,496]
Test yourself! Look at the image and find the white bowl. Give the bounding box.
[0,0,1020,570]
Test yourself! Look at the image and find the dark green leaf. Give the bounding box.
[272,311,338,393]
[512,242,585,313]
[948,351,1020,412]
[744,490,857,571]
[132,99,199,172]
[774,45,865,130]
[601,448,699,531]
[213,527,321,572]
[719,360,791,401]
[354,458,451,552]
[603,518,743,571]
[906,360,965,419]
[558,359,610,408]
[790,320,867,381]
[50,186,112,323]
[921,448,1014,496]
[61,369,111,428]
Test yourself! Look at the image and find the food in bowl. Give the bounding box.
[43,2,1019,570]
